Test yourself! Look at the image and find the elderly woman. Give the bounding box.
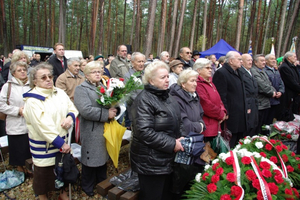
[8,51,30,80]
[0,61,31,173]
[23,63,78,200]
[74,61,117,197]
[130,61,183,200]
[168,60,184,88]
[169,69,205,199]
[79,59,87,77]
[194,58,227,142]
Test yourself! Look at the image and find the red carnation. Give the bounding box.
[275,175,284,184]
[287,165,294,172]
[292,188,300,198]
[245,170,256,181]
[275,145,282,152]
[298,164,300,170]
[296,157,300,161]
[239,141,243,145]
[259,161,271,170]
[262,169,272,178]
[287,134,292,139]
[268,182,279,194]
[285,188,293,195]
[211,174,220,183]
[291,152,296,157]
[119,78,124,82]
[226,173,236,182]
[207,183,217,193]
[274,169,282,176]
[225,157,234,165]
[212,163,220,171]
[282,133,286,137]
[257,190,264,200]
[220,194,232,200]
[282,144,288,150]
[259,152,267,157]
[265,144,272,151]
[100,86,105,94]
[215,167,224,176]
[282,154,289,162]
[252,179,260,190]
[241,156,251,165]
[230,185,242,197]
[270,139,276,144]
[270,156,278,164]
[202,172,209,181]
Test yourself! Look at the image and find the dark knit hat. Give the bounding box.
[94,55,104,61]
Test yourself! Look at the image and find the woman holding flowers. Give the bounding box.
[74,61,117,197]
[130,61,184,200]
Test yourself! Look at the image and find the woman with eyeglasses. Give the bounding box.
[74,61,117,197]
[23,63,78,200]
[194,58,227,142]
[0,61,31,174]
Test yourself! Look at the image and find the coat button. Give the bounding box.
[87,151,89,154]
[87,157,89,159]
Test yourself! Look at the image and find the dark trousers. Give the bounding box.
[138,173,171,200]
[265,105,279,125]
[81,163,107,193]
[256,108,269,135]
[230,132,244,148]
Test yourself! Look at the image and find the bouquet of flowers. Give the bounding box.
[235,136,300,187]
[96,71,144,106]
[185,148,299,200]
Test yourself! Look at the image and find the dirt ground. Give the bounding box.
[0,144,130,200]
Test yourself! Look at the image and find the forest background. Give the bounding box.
[0,0,299,59]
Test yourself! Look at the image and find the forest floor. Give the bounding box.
[0,144,131,200]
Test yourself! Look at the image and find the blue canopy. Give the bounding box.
[200,39,240,59]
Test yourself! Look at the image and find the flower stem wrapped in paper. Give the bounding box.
[96,72,144,168]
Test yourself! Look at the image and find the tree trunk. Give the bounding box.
[173,0,187,57]
[22,0,27,44]
[144,0,157,57]
[157,0,167,54]
[10,0,16,49]
[44,2,48,46]
[189,0,198,51]
[29,0,34,45]
[129,0,136,47]
[37,0,40,46]
[98,0,105,54]
[247,0,256,55]
[277,0,288,57]
[253,0,262,55]
[134,0,141,52]
[202,0,208,51]
[105,0,112,53]
[59,0,67,45]
[123,0,127,44]
[0,0,7,55]
[69,3,75,49]
[113,0,119,54]
[235,0,244,51]
[166,0,173,51]
[257,0,267,53]
[168,0,178,57]
[89,0,99,55]
[281,0,300,55]
[262,0,272,54]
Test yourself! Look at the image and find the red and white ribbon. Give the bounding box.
[230,151,245,200]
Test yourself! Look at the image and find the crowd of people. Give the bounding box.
[0,42,300,199]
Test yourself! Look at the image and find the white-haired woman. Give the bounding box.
[194,58,227,142]
[130,61,184,200]
[74,61,117,197]
[23,63,78,200]
[0,61,31,174]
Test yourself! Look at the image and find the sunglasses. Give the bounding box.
[186,52,192,55]
[39,74,53,81]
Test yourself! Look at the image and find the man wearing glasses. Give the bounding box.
[177,47,194,69]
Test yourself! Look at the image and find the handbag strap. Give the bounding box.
[6,82,12,105]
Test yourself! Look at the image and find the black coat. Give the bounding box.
[130,84,182,175]
[212,63,246,133]
[47,55,68,84]
[278,58,300,120]
[169,83,205,135]
[240,67,258,130]
[2,61,11,82]
[177,58,194,69]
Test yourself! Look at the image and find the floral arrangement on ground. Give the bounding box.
[185,138,300,200]
[96,71,143,106]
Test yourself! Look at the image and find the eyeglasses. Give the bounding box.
[39,74,53,81]
[90,71,102,74]
[186,52,192,55]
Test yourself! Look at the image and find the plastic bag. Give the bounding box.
[110,168,139,192]
[211,132,230,154]
[0,170,24,192]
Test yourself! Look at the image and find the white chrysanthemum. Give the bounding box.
[204,164,210,171]
[237,148,252,157]
[252,152,261,158]
[219,152,231,162]
[244,139,251,144]
[212,159,219,164]
[245,136,251,139]
[195,173,201,183]
[264,125,271,130]
[292,135,299,141]
[234,144,241,150]
[255,142,263,149]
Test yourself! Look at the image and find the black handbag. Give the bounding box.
[55,152,80,185]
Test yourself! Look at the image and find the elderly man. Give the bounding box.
[251,54,276,135]
[160,51,170,64]
[264,54,285,125]
[56,57,85,102]
[209,54,219,76]
[278,51,300,121]
[177,47,194,69]
[30,54,41,67]
[213,51,246,147]
[240,53,258,136]
[109,45,131,78]
[48,43,68,84]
